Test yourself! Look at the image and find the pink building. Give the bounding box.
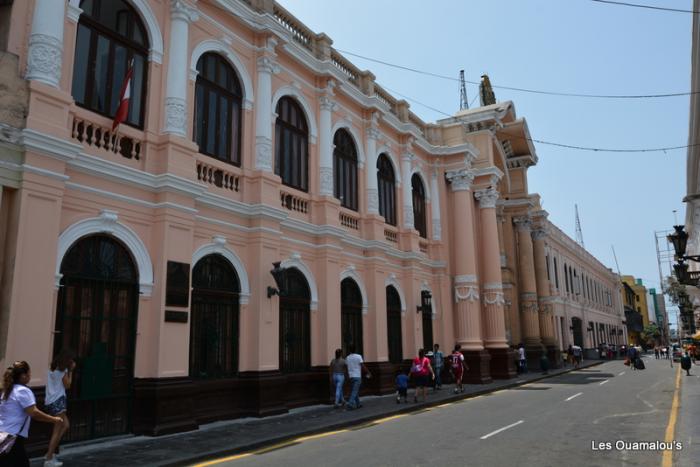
[0,0,623,448]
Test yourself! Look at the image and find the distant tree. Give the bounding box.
[641,323,661,346]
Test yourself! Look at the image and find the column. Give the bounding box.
[163,0,198,136]
[26,0,66,88]
[255,38,279,171]
[365,115,380,215]
[475,188,515,379]
[446,169,491,383]
[430,169,442,240]
[401,153,414,229]
[513,215,543,364]
[532,226,559,367]
[318,83,336,196]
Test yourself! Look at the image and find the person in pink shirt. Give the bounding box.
[410,348,434,403]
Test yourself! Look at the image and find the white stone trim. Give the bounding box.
[384,274,407,313]
[340,266,368,315]
[130,0,165,63]
[56,210,154,296]
[189,39,255,110]
[192,236,251,304]
[272,86,319,144]
[280,255,319,311]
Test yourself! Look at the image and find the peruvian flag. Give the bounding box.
[112,59,134,131]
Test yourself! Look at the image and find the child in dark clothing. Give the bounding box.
[395,371,409,403]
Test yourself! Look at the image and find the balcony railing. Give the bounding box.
[273,4,313,51]
[339,211,359,230]
[280,190,309,213]
[384,228,398,243]
[419,240,428,254]
[196,158,240,193]
[70,112,142,161]
[330,50,360,85]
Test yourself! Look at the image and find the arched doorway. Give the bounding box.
[571,317,583,347]
[386,286,403,363]
[190,254,240,379]
[341,278,363,356]
[54,234,139,441]
[279,268,311,372]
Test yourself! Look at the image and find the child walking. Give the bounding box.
[44,349,75,467]
[450,344,467,393]
[395,371,409,403]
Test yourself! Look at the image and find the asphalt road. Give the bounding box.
[204,356,681,467]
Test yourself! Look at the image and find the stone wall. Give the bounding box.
[0,51,28,129]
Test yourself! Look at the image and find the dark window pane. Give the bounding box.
[219,96,229,161]
[110,45,127,116]
[92,35,111,113]
[206,91,217,154]
[195,85,205,148]
[71,24,91,104]
[275,97,308,191]
[127,54,145,125]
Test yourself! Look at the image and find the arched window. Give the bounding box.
[411,173,427,238]
[72,0,149,128]
[275,97,308,191]
[194,53,242,165]
[190,254,240,379]
[377,154,396,226]
[333,130,358,211]
[279,268,311,372]
[341,278,363,356]
[386,285,403,364]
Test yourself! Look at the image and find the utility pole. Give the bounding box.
[459,70,468,111]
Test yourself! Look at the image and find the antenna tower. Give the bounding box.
[459,70,468,110]
[575,204,585,249]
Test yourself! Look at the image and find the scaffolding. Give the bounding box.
[655,229,677,342]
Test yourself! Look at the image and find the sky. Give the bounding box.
[280,0,691,329]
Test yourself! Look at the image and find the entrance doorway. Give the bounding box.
[54,235,139,441]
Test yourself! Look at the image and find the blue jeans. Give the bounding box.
[333,373,345,406]
[347,377,362,408]
[434,367,442,388]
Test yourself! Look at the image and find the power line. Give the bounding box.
[382,85,698,153]
[589,0,700,14]
[336,48,696,99]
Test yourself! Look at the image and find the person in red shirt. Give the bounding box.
[450,344,468,393]
[410,348,434,403]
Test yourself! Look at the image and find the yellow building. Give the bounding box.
[621,276,649,345]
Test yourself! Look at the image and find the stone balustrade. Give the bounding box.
[70,113,142,161]
[384,228,398,243]
[196,159,240,192]
[280,190,309,213]
[339,211,359,230]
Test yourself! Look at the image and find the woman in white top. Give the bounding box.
[0,361,62,467]
[44,349,75,467]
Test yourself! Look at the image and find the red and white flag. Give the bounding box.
[112,59,134,131]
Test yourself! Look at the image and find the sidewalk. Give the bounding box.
[675,360,700,467]
[31,360,603,467]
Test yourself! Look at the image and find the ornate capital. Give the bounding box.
[483,291,505,306]
[401,152,414,163]
[257,56,280,74]
[532,228,548,241]
[163,97,187,136]
[474,187,499,209]
[455,285,480,303]
[171,0,199,22]
[26,34,63,88]
[319,95,336,112]
[513,215,532,232]
[445,169,475,192]
[366,126,381,141]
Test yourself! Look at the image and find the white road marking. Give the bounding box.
[599,379,609,386]
[565,392,583,401]
[619,371,625,376]
[516,380,525,383]
[480,420,524,439]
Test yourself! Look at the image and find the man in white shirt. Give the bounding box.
[518,343,527,373]
[345,345,371,410]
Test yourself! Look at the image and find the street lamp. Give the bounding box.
[417,290,432,314]
[268,262,287,298]
[668,225,689,259]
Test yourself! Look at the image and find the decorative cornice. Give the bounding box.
[256,55,280,74]
[474,187,499,209]
[445,168,475,192]
[21,129,81,162]
[171,0,199,22]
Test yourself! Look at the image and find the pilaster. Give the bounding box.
[26,0,66,88]
[254,37,280,172]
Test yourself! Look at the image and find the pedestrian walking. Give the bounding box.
[44,349,75,467]
[0,361,63,467]
[410,349,434,403]
[395,370,409,403]
[450,344,467,393]
[572,345,582,369]
[628,346,638,371]
[654,347,660,359]
[432,344,444,390]
[681,352,692,376]
[567,345,574,367]
[518,343,527,373]
[328,349,347,408]
[345,345,371,410]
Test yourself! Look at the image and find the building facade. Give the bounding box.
[0,0,622,446]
